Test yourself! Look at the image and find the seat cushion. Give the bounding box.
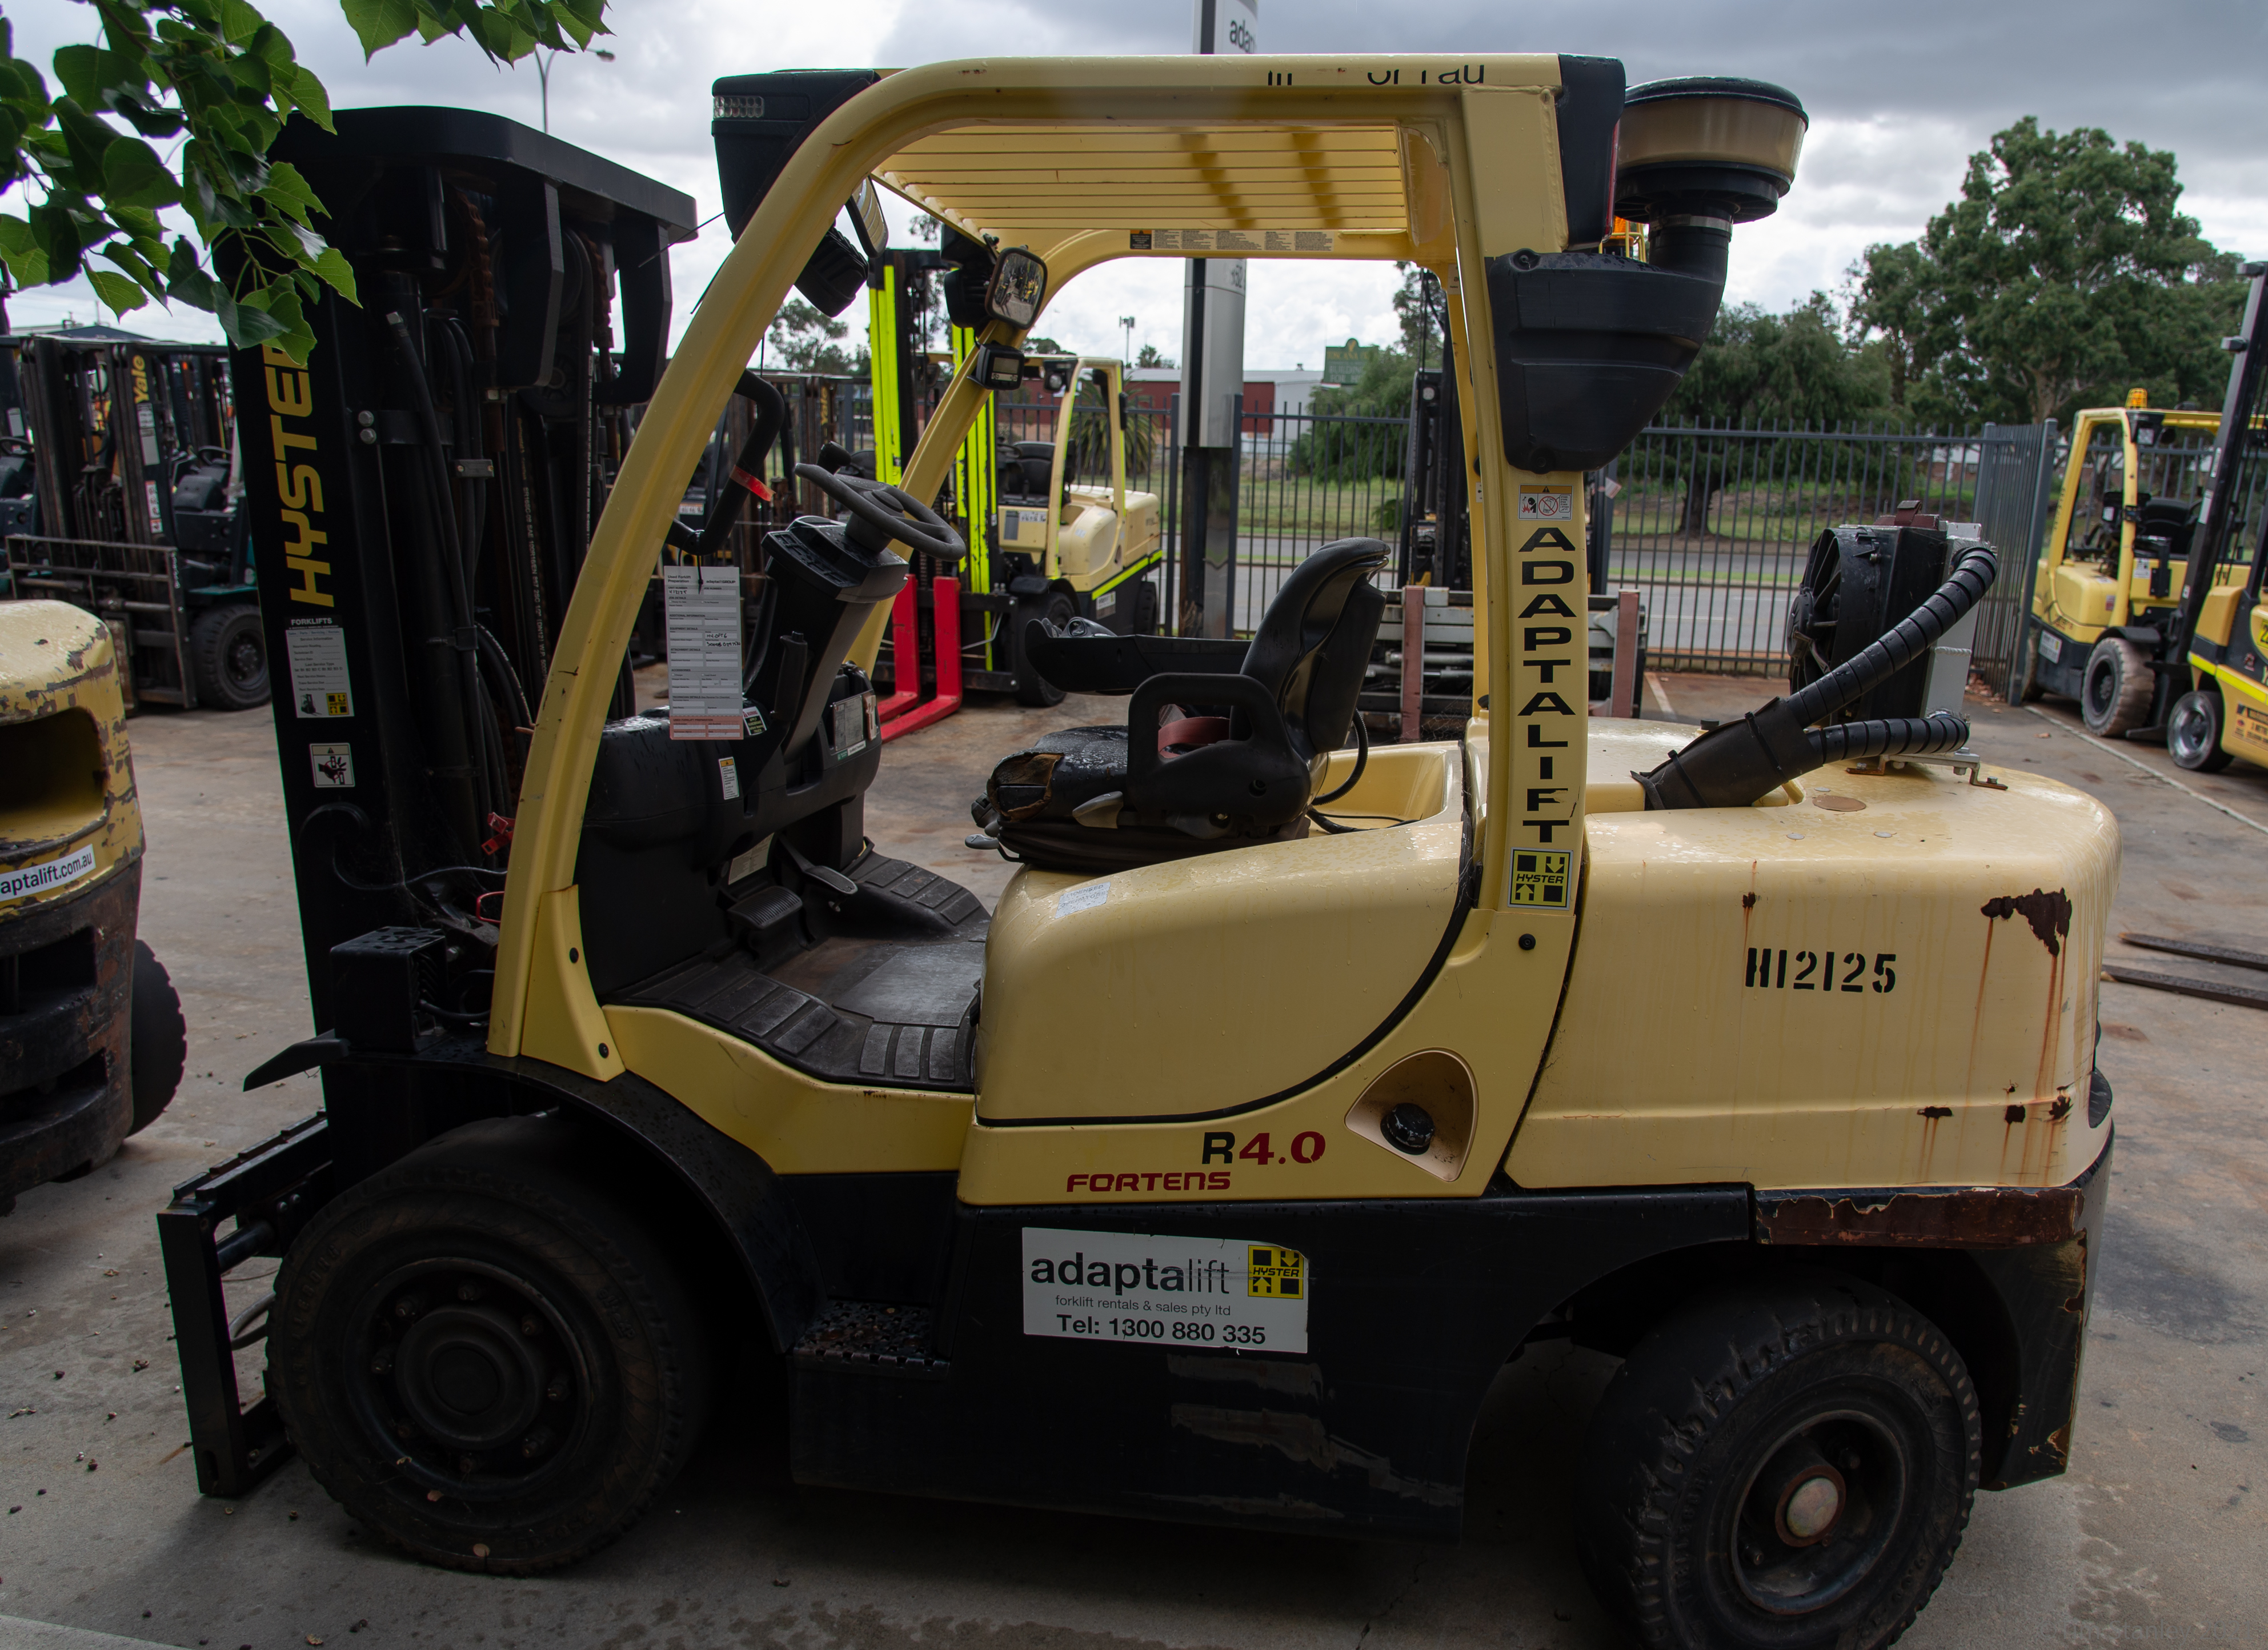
[975,725,1309,873]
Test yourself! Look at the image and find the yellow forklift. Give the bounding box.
[167,61,2118,1650]
[2024,386,2245,735]
[2,600,185,1214]
[2166,259,2268,771]
[994,354,1163,666]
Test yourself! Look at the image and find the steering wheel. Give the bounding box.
[793,462,965,562]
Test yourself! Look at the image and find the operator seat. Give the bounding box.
[972,539,1389,874]
[2133,496,2198,559]
[999,440,1057,502]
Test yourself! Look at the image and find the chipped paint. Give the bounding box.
[1168,1405,1462,1507]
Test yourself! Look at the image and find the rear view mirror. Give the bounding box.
[985,248,1047,330]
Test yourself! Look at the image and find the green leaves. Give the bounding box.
[9,0,611,363]
[1850,117,2242,426]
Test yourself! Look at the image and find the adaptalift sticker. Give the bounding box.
[1021,1227,1308,1351]
[0,842,98,903]
[286,623,353,718]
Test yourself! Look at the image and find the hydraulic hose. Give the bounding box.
[1636,540,1998,810]
[1809,711,1971,764]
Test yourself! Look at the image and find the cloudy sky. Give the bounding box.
[11,0,2263,371]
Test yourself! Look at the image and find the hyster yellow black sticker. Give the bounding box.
[1022,1227,1309,1350]
[1246,1244,1305,1298]
[1509,848,1572,908]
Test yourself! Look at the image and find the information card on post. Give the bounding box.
[1021,1227,1308,1352]
[663,564,744,740]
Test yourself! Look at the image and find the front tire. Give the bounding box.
[2080,635,2151,737]
[268,1118,711,1573]
[127,940,185,1134]
[1576,1273,1980,1650]
[2168,686,2235,772]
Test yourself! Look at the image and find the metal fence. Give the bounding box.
[1600,422,2062,684]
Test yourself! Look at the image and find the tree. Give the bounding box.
[1134,341,1172,369]
[763,298,863,374]
[2,0,608,363]
[1391,261,1444,365]
[1662,293,1890,533]
[1849,117,2243,426]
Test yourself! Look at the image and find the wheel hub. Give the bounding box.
[348,1261,584,1493]
[394,1304,546,1451]
[1733,1411,1905,1615]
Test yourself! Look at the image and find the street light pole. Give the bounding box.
[537,46,615,134]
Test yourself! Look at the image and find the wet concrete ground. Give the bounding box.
[1,676,2261,1649]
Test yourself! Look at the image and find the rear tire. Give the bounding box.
[188,602,269,710]
[2080,635,2151,737]
[268,1118,711,1573]
[1011,588,1075,707]
[1576,1273,1980,1650]
[2018,630,2046,702]
[127,940,185,1135]
[2169,686,2235,772]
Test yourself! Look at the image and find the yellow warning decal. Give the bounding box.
[1247,1244,1305,1299]
[1509,848,1572,908]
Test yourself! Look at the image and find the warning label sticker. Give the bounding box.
[286,624,353,719]
[1508,848,1573,908]
[1022,1227,1308,1351]
[309,743,355,788]
[1518,487,1574,520]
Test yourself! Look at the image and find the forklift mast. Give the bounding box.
[2170,261,2268,671]
[226,109,696,1031]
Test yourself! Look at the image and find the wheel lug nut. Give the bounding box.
[370,1350,394,1376]
[456,1281,484,1302]
[546,1377,570,1402]
[458,1455,478,1475]
[519,1427,556,1459]
[392,1293,424,1321]
[521,1315,542,1337]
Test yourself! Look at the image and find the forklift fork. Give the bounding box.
[155,1114,334,1496]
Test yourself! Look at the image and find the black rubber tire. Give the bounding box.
[2018,630,2046,703]
[1011,588,1076,706]
[188,601,269,710]
[2080,635,2151,738]
[2168,686,2235,772]
[268,1117,712,1574]
[1576,1272,1980,1650]
[126,939,185,1135]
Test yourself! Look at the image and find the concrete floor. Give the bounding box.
[2,675,2262,1649]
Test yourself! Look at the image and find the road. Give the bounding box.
[0,685,2261,1649]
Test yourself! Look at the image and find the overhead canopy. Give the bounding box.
[871,121,1415,252]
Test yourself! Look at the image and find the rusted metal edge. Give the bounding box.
[1754,1181,2085,1249]
[2101,963,2268,1012]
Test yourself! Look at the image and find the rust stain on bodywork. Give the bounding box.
[1169,1405,1461,1507]
[1755,1182,2085,1249]
[1981,888,2073,956]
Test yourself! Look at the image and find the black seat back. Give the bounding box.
[1237,538,1391,763]
[999,440,1056,500]
[2134,496,2198,557]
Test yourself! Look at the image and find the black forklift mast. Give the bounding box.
[155,110,696,1496]
[2166,259,2268,692]
[227,107,695,1032]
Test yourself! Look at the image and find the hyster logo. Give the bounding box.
[1028,1248,1235,1295]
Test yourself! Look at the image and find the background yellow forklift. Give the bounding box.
[2,600,185,1215]
[166,60,2118,1650]
[2165,261,2268,771]
[2024,319,2263,735]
